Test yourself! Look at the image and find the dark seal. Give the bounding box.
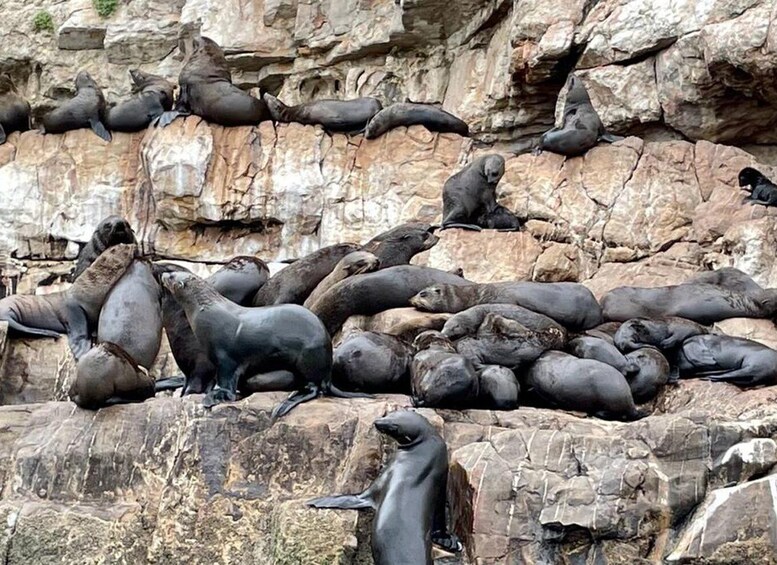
[613,316,709,353]
[263,93,382,132]
[304,251,380,309]
[361,222,440,268]
[624,348,669,403]
[677,334,777,386]
[106,69,175,132]
[364,103,469,139]
[307,410,462,564]
[411,330,478,408]
[0,74,30,145]
[478,365,520,410]
[683,267,764,295]
[205,256,269,306]
[72,215,137,281]
[739,167,777,207]
[567,335,639,377]
[441,303,566,341]
[42,71,111,141]
[332,331,411,393]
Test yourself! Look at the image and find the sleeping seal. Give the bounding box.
[106,69,174,132]
[41,71,111,141]
[364,103,469,139]
[263,93,382,132]
[332,331,411,393]
[411,330,478,408]
[677,335,777,386]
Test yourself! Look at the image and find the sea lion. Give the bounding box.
[361,223,440,269]
[41,71,111,141]
[263,93,382,132]
[739,167,777,206]
[205,256,269,306]
[72,215,137,281]
[525,351,642,420]
[304,251,380,309]
[0,244,136,360]
[677,335,777,386]
[441,154,521,232]
[156,32,269,127]
[538,74,621,157]
[332,332,412,393]
[160,270,367,416]
[364,103,469,139]
[70,342,156,410]
[253,243,359,306]
[478,365,520,410]
[567,335,639,377]
[0,74,30,145]
[97,259,162,369]
[411,331,478,409]
[613,316,709,353]
[441,303,566,341]
[310,265,471,336]
[455,313,565,370]
[683,267,764,295]
[601,284,777,325]
[307,410,462,563]
[412,281,603,331]
[105,69,175,132]
[624,348,669,403]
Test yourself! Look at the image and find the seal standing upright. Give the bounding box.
[263,93,382,132]
[307,410,462,564]
[41,71,111,141]
[361,223,439,268]
[364,103,469,139]
[72,215,137,281]
[106,69,175,132]
[0,74,30,145]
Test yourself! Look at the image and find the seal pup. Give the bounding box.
[412,281,603,331]
[442,303,566,341]
[70,342,155,409]
[624,348,669,403]
[739,167,777,206]
[614,317,709,353]
[205,256,269,306]
[538,74,621,157]
[601,284,777,325]
[307,410,462,564]
[677,335,777,386]
[0,244,136,360]
[156,32,269,127]
[364,102,469,139]
[683,267,763,296]
[41,71,111,141]
[97,259,162,369]
[361,223,440,269]
[567,335,639,377]
[105,69,175,132]
[411,330,478,408]
[525,351,642,421]
[263,93,381,133]
[304,251,380,309]
[0,74,30,145]
[160,270,368,416]
[72,215,137,281]
[478,365,520,410]
[441,154,520,231]
[333,332,412,393]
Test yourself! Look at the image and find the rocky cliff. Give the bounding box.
[2,0,777,564]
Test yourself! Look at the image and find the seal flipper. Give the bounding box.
[270,384,320,420]
[5,319,61,338]
[64,303,92,361]
[0,124,6,145]
[598,132,624,143]
[306,494,373,510]
[89,118,112,142]
[325,382,374,400]
[154,375,186,392]
[440,223,483,232]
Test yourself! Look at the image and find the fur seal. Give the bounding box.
[601,284,777,325]
[160,270,366,416]
[412,281,603,331]
[70,342,156,410]
[105,69,174,132]
[304,251,380,309]
[361,223,440,268]
[613,316,709,353]
[525,351,642,420]
[253,243,359,306]
[583,322,622,344]
[567,335,639,377]
[683,267,763,295]
[263,93,381,132]
[478,365,520,410]
[73,215,137,281]
[310,265,471,336]
[624,348,669,403]
[441,154,521,231]
[677,335,777,386]
[411,331,478,408]
[441,303,566,341]
[0,74,30,145]
[307,410,462,563]
[41,71,111,141]
[364,103,469,139]
[156,33,269,127]
[739,167,777,206]
[538,74,621,157]
[0,244,136,360]
[97,259,162,369]
[206,256,269,306]
[332,332,411,393]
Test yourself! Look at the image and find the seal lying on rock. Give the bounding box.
[614,316,709,353]
[624,348,669,403]
[677,335,777,386]
[739,167,777,207]
[72,215,137,281]
[42,71,111,141]
[441,303,566,341]
[307,410,462,564]
[106,69,175,132]
[0,74,30,145]
[364,103,469,139]
[361,223,439,268]
[0,244,136,360]
[478,365,520,410]
[567,335,639,377]
[304,251,380,309]
[411,330,478,408]
[205,256,269,306]
[333,331,411,393]
[263,93,382,132]
[683,267,764,295]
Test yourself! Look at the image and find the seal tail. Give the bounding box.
[154,375,186,392]
[325,381,374,400]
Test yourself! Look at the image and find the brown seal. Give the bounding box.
[364,103,469,139]
[361,223,440,268]
[0,74,30,145]
[303,251,380,309]
[106,69,175,132]
[41,71,111,141]
[72,215,137,281]
[263,93,382,132]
